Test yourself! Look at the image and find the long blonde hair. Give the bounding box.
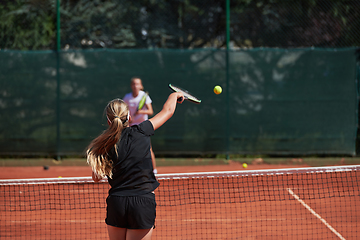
[86,99,129,179]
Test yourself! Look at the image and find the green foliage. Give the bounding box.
[0,0,56,50]
[230,0,360,48]
[0,0,359,49]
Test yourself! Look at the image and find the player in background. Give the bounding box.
[123,77,157,174]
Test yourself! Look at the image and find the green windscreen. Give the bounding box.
[0,48,357,156]
[0,51,58,155]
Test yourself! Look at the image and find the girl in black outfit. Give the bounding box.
[86,92,184,240]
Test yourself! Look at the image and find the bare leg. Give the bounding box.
[126,228,153,240]
[107,225,127,240]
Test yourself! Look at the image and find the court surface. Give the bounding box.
[1,162,358,239]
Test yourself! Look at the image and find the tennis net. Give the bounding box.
[0,165,359,239]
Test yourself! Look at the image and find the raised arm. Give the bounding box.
[149,92,184,130]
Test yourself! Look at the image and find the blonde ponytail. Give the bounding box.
[86,99,129,178]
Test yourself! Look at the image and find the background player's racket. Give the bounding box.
[138,91,149,110]
[169,84,201,104]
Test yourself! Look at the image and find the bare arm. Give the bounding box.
[149,92,184,130]
[92,171,103,183]
[137,102,154,116]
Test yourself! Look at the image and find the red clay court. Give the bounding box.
[0,163,359,239]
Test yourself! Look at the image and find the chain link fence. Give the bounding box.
[1,0,360,50]
[1,0,360,157]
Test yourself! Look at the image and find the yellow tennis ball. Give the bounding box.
[214,85,222,94]
[242,163,248,168]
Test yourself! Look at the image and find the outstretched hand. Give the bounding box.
[149,92,185,130]
[174,92,185,104]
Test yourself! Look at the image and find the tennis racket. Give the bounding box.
[138,91,149,110]
[168,84,201,104]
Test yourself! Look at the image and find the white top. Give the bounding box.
[123,90,152,126]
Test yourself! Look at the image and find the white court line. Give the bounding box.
[10,219,103,224]
[287,188,346,240]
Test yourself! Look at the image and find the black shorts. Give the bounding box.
[105,193,156,229]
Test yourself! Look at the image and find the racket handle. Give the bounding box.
[177,96,183,102]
